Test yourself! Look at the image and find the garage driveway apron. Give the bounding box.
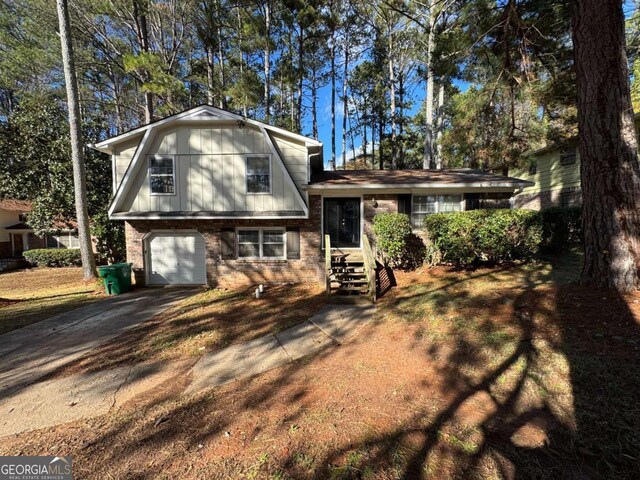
[0,287,198,400]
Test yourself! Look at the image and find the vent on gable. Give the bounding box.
[187,111,219,120]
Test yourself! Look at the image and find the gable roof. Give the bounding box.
[89,105,322,154]
[0,199,31,212]
[308,169,533,189]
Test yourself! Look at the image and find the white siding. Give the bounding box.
[113,136,142,192]
[117,123,307,213]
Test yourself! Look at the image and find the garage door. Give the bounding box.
[147,233,207,285]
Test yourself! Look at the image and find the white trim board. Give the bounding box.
[90,105,322,154]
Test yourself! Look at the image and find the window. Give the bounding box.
[237,228,285,259]
[18,214,27,222]
[246,156,271,193]
[411,195,436,228]
[149,156,175,194]
[528,160,537,175]
[438,194,462,212]
[46,235,60,249]
[238,230,260,258]
[560,149,576,166]
[410,194,462,227]
[560,191,581,208]
[44,232,79,249]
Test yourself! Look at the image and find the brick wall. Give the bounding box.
[125,195,323,288]
[362,194,398,238]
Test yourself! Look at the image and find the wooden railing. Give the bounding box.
[362,235,377,303]
[324,234,332,294]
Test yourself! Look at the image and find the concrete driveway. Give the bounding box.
[0,287,199,400]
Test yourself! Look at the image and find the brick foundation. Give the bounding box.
[125,195,323,288]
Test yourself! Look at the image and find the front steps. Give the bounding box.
[327,251,371,297]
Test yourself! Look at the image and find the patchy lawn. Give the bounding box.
[47,282,328,377]
[0,267,102,334]
[2,252,640,479]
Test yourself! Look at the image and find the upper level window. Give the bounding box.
[528,160,537,175]
[149,156,175,195]
[560,149,576,166]
[246,155,271,193]
[18,214,27,222]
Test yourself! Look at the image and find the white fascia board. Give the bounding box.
[107,128,155,217]
[111,214,309,220]
[305,181,534,191]
[261,126,309,216]
[91,105,321,152]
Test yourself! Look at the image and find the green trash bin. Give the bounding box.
[98,263,132,295]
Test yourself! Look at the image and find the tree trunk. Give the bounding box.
[206,46,215,105]
[341,31,350,169]
[331,32,336,168]
[423,0,436,168]
[56,0,97,281]
[133,0,153,123]
[389,51,397,169]
[297,25,304,133]
[378,118,384,170]
[572,0,640,291]
[264,1,271,122]
[218,25,226,109]
[237,6,247,116]
[435,83,445,168]
[311,63,318,139]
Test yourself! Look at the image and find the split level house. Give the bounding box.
[91,105,533,295]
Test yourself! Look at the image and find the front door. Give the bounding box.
[324,198,361,248]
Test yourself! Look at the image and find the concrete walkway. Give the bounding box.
[0,287,198,400]
[0,301,374,437]
[186,303,375,394]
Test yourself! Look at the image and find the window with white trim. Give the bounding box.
[438,194,462,212]
[45,232,80,249]
[246,156,271,193]
[411,195,436,228]
[237,228,285,259]
[149,156,175,194]
[410,194,462,227]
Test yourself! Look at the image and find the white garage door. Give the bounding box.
[147,233,207,285]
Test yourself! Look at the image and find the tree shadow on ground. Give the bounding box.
[300,252,640,479]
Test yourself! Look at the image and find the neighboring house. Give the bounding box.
[0,199,43,257]
[505,139,582,210]
[0,199,83,258]
[90,105,532,291]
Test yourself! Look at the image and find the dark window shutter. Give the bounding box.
[286,227,301,259]
[220,228,236,259]
[398,194,412,215]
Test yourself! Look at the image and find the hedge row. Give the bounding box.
[372,207,582,269]
[23,248,83,267]
[423,209,543,267]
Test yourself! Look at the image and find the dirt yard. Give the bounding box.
[0,267,102,334]
[2,252,639,479]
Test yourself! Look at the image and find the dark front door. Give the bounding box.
[324,198,361,248]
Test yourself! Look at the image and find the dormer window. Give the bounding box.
[246,155,271,193]
[149,156,175,195]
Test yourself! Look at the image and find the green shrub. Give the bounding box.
[23,248,83,267]
[540,206,582,252]
[372,212,426,269]
[423,209,543,267]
